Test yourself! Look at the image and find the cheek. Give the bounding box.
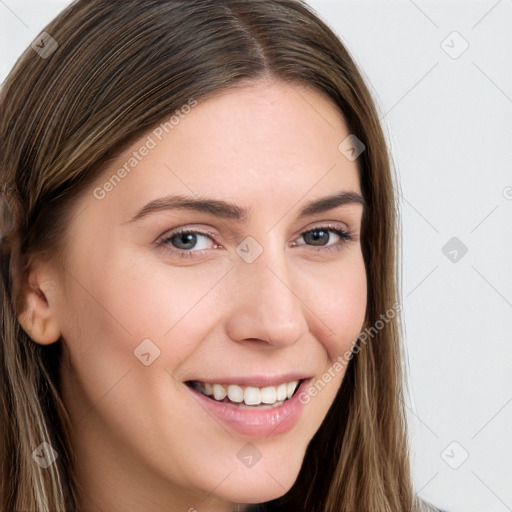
[303,251,367,361]
[58,245,236,424]
[59,240,366,374]
[295,254,366,428]
[110,258,234,354]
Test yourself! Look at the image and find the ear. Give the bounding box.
[17,260,62,345]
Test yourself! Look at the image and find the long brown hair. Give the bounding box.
[0,1,434,510]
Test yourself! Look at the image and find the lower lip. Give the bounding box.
[185,379,311,437]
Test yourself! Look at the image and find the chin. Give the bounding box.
[207,460,301,504]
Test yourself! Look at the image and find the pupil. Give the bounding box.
[173,232,196,250]
[305,229,328,246]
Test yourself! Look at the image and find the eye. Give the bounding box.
[159,229,217,257]
[293,225,353,252]
[156,223,355,259]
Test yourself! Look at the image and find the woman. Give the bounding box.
[0,1,446,511]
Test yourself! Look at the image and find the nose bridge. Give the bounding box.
[227,234,308,346]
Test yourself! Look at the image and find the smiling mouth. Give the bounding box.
[185,379,304,408]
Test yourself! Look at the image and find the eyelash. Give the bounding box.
[157,224,354,259]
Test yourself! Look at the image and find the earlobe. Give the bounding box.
[17,308,61,345]
[16,266,62,346]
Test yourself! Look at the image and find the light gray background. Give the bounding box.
[1,1,511,511]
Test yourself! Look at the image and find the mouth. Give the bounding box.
[183,376,312,437]
[185,378,305,409]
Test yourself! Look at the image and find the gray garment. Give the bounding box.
[245,505,448,511]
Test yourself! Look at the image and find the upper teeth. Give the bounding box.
[193,380,300,406]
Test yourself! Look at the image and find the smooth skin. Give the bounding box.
[17,78,367,512]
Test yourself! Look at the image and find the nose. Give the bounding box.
[224,238,309,348]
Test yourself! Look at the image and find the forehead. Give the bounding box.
[89,79,362,221]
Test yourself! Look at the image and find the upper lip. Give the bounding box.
[185,373,312,388]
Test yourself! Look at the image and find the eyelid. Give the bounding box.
[296,219,350,237]
[156,220,352,244]
[156,221,357,259]
[156,225,230,247]
[291,222,356,248]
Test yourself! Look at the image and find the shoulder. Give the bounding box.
[417,502,450,512]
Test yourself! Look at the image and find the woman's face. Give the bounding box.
[51,79,367,511]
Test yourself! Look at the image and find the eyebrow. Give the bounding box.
[125,191,365,224]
